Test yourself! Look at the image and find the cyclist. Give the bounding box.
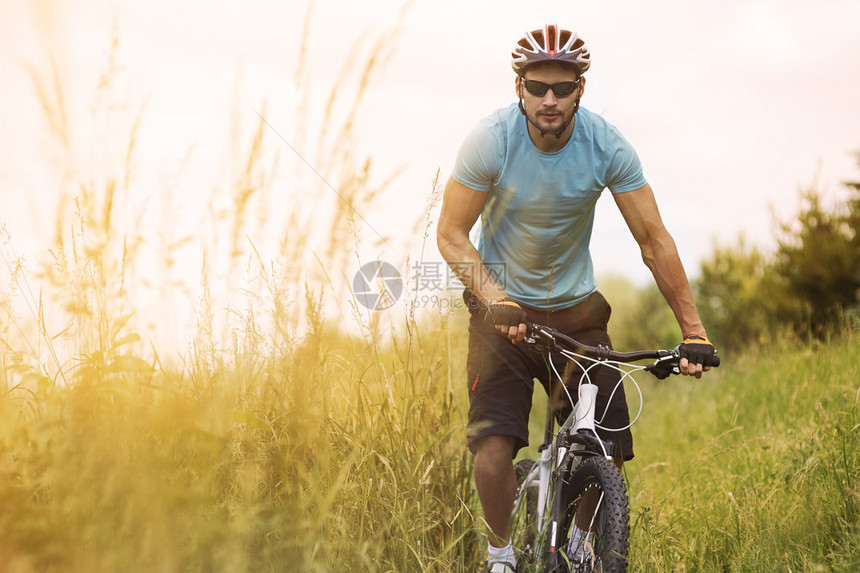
[436,25,716,573]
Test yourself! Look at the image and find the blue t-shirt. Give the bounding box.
[452,103,647,310]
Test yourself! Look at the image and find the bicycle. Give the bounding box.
[509,323,720,572]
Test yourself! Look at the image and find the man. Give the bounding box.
[436,25,716,573]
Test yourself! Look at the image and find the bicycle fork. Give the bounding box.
[547,382,603,559]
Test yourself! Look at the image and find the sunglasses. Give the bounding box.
[522,78,581,98]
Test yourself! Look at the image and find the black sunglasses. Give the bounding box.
[522,78,580,98]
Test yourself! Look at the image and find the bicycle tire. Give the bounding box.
[511,459,538,564]
[558,456,629,572]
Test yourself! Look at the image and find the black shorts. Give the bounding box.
[465,290,634,460]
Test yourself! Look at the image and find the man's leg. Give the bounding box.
[474,434,516,547]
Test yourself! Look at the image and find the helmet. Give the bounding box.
[511,25,591,76]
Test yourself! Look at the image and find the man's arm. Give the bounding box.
[613,183,711,377]
[437,177,499,299]
[437,177,528,341]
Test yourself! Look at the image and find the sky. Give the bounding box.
[1,0,859,341]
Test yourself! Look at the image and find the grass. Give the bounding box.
[2,292,858,572]
[627,333,859,572]
[0,307,480,572]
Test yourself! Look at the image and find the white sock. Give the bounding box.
[487,541,516,567]
[567,524,593,559]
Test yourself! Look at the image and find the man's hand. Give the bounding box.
[485,298,528,343]
[677,334,716,379]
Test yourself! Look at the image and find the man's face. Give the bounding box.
[516,63,584,136]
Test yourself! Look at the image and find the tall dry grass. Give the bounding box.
[1,4,482,572]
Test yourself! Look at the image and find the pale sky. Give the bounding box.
[2,0,860,342]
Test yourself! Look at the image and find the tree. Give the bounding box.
[773,183,860,334]
[696,151,860,346]
[696,237,794,350]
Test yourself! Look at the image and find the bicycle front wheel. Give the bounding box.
[559,456,629,572]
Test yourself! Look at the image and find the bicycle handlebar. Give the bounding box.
[523,322,720,379]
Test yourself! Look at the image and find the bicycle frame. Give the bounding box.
[515,376,610,560]
[510,322,720,569]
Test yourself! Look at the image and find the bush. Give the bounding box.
[696,160,860,348]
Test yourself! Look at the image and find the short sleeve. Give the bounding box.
[451,116,505,193]
[605,128,647,194]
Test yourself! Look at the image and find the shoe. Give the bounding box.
[487,561,516,573]
[568,554,593,573]
[566,536,594,572]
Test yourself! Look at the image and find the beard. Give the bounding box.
[525,101,578,138]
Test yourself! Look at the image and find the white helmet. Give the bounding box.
[511,25,591,76]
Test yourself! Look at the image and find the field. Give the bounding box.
[1,297,857,572]
[626,333,859,572]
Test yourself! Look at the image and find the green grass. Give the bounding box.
[2,309,857,572]
[627,334,859,572]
